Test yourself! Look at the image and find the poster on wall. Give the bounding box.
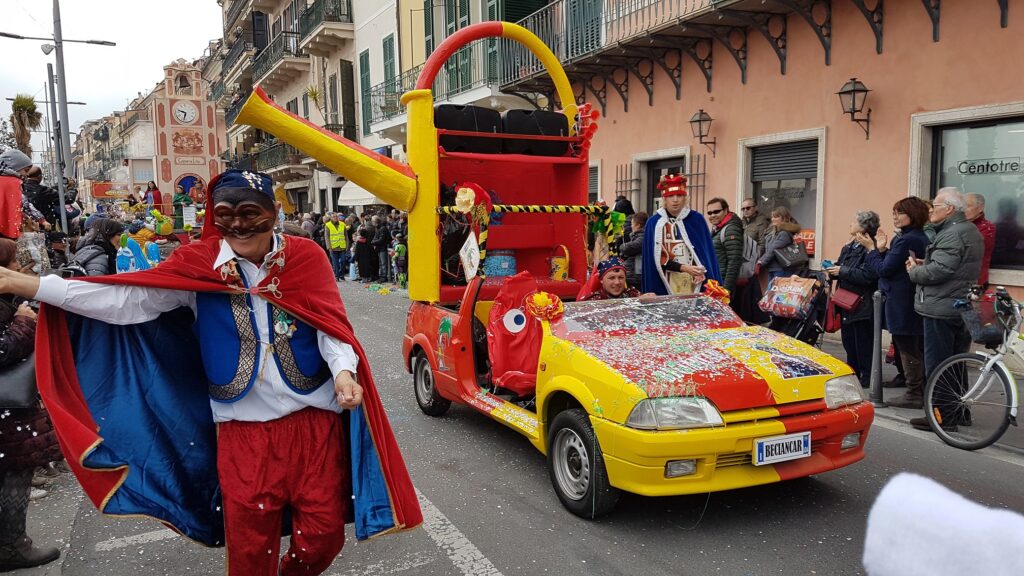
[182,205,197,228]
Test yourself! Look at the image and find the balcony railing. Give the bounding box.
[366,37,498,124]
[226,88,252,126]
[501,0,714,86]
[323,122,357,141]
[253,31,304,81]
[224,0,249,31]
[119,108,150,135]
[83,163,102,180]
[210,81,225,102]
[300,0,353,40]
[255,142,306,171]
[224,38,254,75]
[224,153,255,172]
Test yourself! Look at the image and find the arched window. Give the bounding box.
[175,74,193,96]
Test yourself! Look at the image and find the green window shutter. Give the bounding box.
[359,50,371,136]
[424,0,434,55]
[383,35,395,82]
[503,0,547,22]
[486,0,498,81]
[340,60,356,140]
[302,92,309,119]
[458,0,470,28]
[444,0,457,37]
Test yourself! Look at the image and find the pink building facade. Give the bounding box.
[504,0,1024,292]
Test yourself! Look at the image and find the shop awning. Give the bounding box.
[337,180,383,207]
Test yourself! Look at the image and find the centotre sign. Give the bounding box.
[957,157,1022,175]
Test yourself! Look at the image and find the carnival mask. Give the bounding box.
[213,200,276,239]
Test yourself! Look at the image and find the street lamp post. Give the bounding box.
[46,63,69,234]
[52,0,73,181]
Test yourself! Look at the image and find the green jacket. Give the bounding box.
[908,212,983,319]
[712,213,744,293]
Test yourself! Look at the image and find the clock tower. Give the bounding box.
[152,58,223,196]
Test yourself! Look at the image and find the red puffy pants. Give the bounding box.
[217,407,349,576]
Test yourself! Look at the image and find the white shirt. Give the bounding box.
[34,236,358,423]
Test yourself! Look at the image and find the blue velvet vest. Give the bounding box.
[193,291,330,403]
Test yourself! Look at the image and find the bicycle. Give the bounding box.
[924,286,1023,450]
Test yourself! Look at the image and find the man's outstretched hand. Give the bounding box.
[0,266,41,299]
[334,370,363,410]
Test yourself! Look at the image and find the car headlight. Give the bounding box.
[825,375,866,409]
[626,397,724,430]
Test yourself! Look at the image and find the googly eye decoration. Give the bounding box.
[503,309,528,333]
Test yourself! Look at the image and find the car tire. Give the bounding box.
[547,408,620,519]
[413,352,451,417]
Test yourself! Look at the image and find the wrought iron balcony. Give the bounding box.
[323,122,357,141]
[225,153,255,172]
[366,37,498,125]
[224,0,250,32]
[225,88,251,127]
[223,38,255,78]
[253,31,307,87]
[119,108,150,135]
[299,0,354,57]
[300,0,353,39]
[83,163,102,180]
[255,142,307,172]
[210,81,225,102]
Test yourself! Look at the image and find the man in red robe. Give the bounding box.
[0,169,421,576]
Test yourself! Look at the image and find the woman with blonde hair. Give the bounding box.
[757,206,803,282]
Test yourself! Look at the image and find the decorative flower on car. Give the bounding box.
[526,291,564,322]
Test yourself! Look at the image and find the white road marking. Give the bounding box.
[94,528,177,552]
[417,489,504,576]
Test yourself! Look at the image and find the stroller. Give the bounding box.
[760,269,830,347]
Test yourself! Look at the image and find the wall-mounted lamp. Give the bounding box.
[689,109,716,157]
[837,77,872,139]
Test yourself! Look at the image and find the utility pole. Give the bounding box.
[47,63,70,234]
[53,0,73,180]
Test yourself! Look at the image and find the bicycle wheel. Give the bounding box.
[924,352,1013,450]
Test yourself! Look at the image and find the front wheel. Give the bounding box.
[547,409,620,518]
[924,352,1013,450]
[413,352,451,417]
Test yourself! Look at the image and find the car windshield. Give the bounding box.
[552,294,743,339]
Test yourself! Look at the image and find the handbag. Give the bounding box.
[774,242,809,269]
[824,299,843,333]
[0,352,38,409]
[832,287,863,311]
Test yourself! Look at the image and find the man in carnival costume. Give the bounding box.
[640,174,721,295]
[0,169,421,576]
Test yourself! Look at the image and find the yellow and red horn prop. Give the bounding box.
[234,88,418,212]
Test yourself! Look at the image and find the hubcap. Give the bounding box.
[415,358,433,404]
[552,428,591,501]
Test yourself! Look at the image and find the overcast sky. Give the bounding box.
[1,0,223,163]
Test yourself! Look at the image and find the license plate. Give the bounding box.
[753,432,811,466]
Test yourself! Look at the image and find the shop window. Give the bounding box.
[932,118,1024,271]
[751,140,818,253]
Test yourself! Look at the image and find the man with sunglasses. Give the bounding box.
[740,198,771,251]
[706,197,744,296]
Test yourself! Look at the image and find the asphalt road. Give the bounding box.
[22,281,1024,576]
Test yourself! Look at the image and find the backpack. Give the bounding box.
[52,261,88,278]
[720,226,760,280]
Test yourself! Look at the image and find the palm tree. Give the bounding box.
[10,94,42,156]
